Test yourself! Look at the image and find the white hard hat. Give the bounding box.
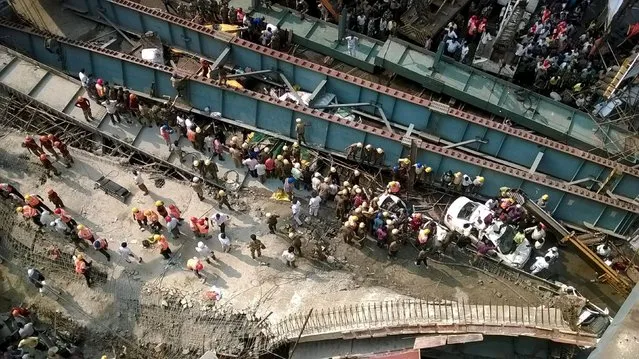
[195,127,201,133]
[355,188,361,194]
[266,213,271,217]
[197,241,205,248]
[241,143,248,149]
[283,159,289,165]
[27,268,34,276]
[354,170,360,176]
[343,181,350,187]
[365,144,372,149]
[356,142,363,147]
[359,222,365,228]
[218,190,226,196]
[295,118,302,123]
[324,177,330,183]
[330,167,336,172]
[314,172,321,178]
[204,159,211,165]
[293,141,299,147]
[289,232,295,238]
[391,229,399,234]
[192,177,200,182]
[386,220,393,226]
[231,136,238,142]
[193,160,200,167]
[294,163,300,168]
[283,145,289,151]
[376,148,384,154]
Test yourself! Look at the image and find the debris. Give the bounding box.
[495,291,503,298]
[154,343,165,352]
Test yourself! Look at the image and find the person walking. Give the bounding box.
[54,208,77,231]
[211,212,230,235]
[118,242,142,263]
[92,237,110,261]
[266,213,279,234]
[281,246,297,268]
[133,170,149,195]
[217,190,233,211]
[39,135,60,160]
[39,154,60,176]
[291,200,302,227]
[196,241,216,263]
[289,231,303,257]
[248,234,266,260]
[166,216,181,239]
[131,207,148,231]
[75,96,93,122]
[46,188,64,209]
[53,140,74,165]
[22,136,43,156]
[191,177,205,201]
[24,193,52,213]
[27,268,46,295]
[218,232,231,253]
[77,224,95,244]
[308,192,321,217]
[102,98,121,123]
[16,205,44,229]
[186,257,204,279]
[74,254,93,287]
[157,235,172,259]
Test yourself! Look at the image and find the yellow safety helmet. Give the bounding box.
[153,234,161,241]
[424,228,431,234]
[218,190,226,196]
[542,194,549,201]
[478,176,485,183]
[132,207,139,213]
[293,141,299,147]
[155,201,164,207]
[24,194,32,200]
[77,224,85,230]
[425,167,432,173]
[359,222,365,228]
[16,207,23,213]
[144,210,152,216]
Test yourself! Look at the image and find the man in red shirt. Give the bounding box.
[75,96,93,122]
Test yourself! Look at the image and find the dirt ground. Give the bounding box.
[0,130,544,354]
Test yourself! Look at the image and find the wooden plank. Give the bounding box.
[413,335,447,349]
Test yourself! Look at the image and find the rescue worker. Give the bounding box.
[362,144,374,164]
[155,201,168,219]
[413,163,424,184]
[192,160,205,177]
[452,172,463,191]
[204,159,219,181]
[53,140,74,165]
[40,210,55,231]
[217,190,233,211]
[22,136,43,156]
[248,234,266,259]
[196,241,216,263]
[191,177,205,201]
[537,194,549,209]
[157,234,172,259]
[387,180,401,194]
[471,239,496,266]
[597,242,611,258]
[93,237,110,261]
[39,154,60,176]
[133,170,149,195]
[77,224,95,244]
[388,239,400,259]
[145,210,163,233]
[0,183,24,201]
[415,249,428,267]
[335,191,347,220]
[295,118,307,144]
[16,205,43,228]
[74,254,92,287]
[51,217,71,235]
[472,176,484,193]
[346,142,363,161]
[291,141,301,162]
[417,228,431,248]
[24,194,51,213]
[274,154,284,179]
[423,167,433,184]
[376,225,388,248]
[351,170,361,186]
[525,223,546,250]
[168,204,183,221]
[329,167,340,185]
[461,174,473,193]
[187,257,204,279]
[54,208,77,231]
[441,170,454,187]
[166,216,181,239]
[189,217,201,238]
[530,256,550,275]
[131,207,147,231]
[46,188,64,209]
[75,96,93,121]
[39,135,59,160]
[281,246,297,268]
[266,212,279,234]
[373,148,385,166]
[352,222,367,247]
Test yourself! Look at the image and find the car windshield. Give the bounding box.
[497,226,517,254]
[457,202,479,220]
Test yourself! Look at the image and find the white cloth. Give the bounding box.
[255,163,266,176]
[282,250,295,262]
[546,248,559,263]
[79,71,89,87]
[530,256,549,275]
[291,167,302,180]
[596,244,611,257]
[291,201,301,214]
[242,158,258,170]
[51,218,68,233]
[311,177,322,191]
[212,213,230,226]
[40,211,55,227]
[525,226,546,241]
[309,196,321,209]
[266,23,278,33]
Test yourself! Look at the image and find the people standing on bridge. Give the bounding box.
[344,35,359,57]
[295,118,308,145]
[78,68,90,91]
[537,194,549,209]
[75,96,94,122]
[158,235,172,259]
[102,97,121,124]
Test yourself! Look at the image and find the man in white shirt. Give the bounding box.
[211,212,230,234]
[196,241,216,262]
[218,232,231,253]
[118,242,142,263]
[345,35,359,57]
[243,157,258,178]
[102,99,121,124]
[291,200,302,227]
[78,68,90,89]
[311,172,322,191]
[133,170,149,195]
[530,256,550,275]
[445,39,460,56]
[255,162,266,183]
[309,193,321,217]
[282,246,297,268]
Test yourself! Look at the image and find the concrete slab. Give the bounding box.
[135,125,173,159]
[97,115,143,144]
[0,52,16,74]
[0,59,48,95]
[30,73,82,112]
